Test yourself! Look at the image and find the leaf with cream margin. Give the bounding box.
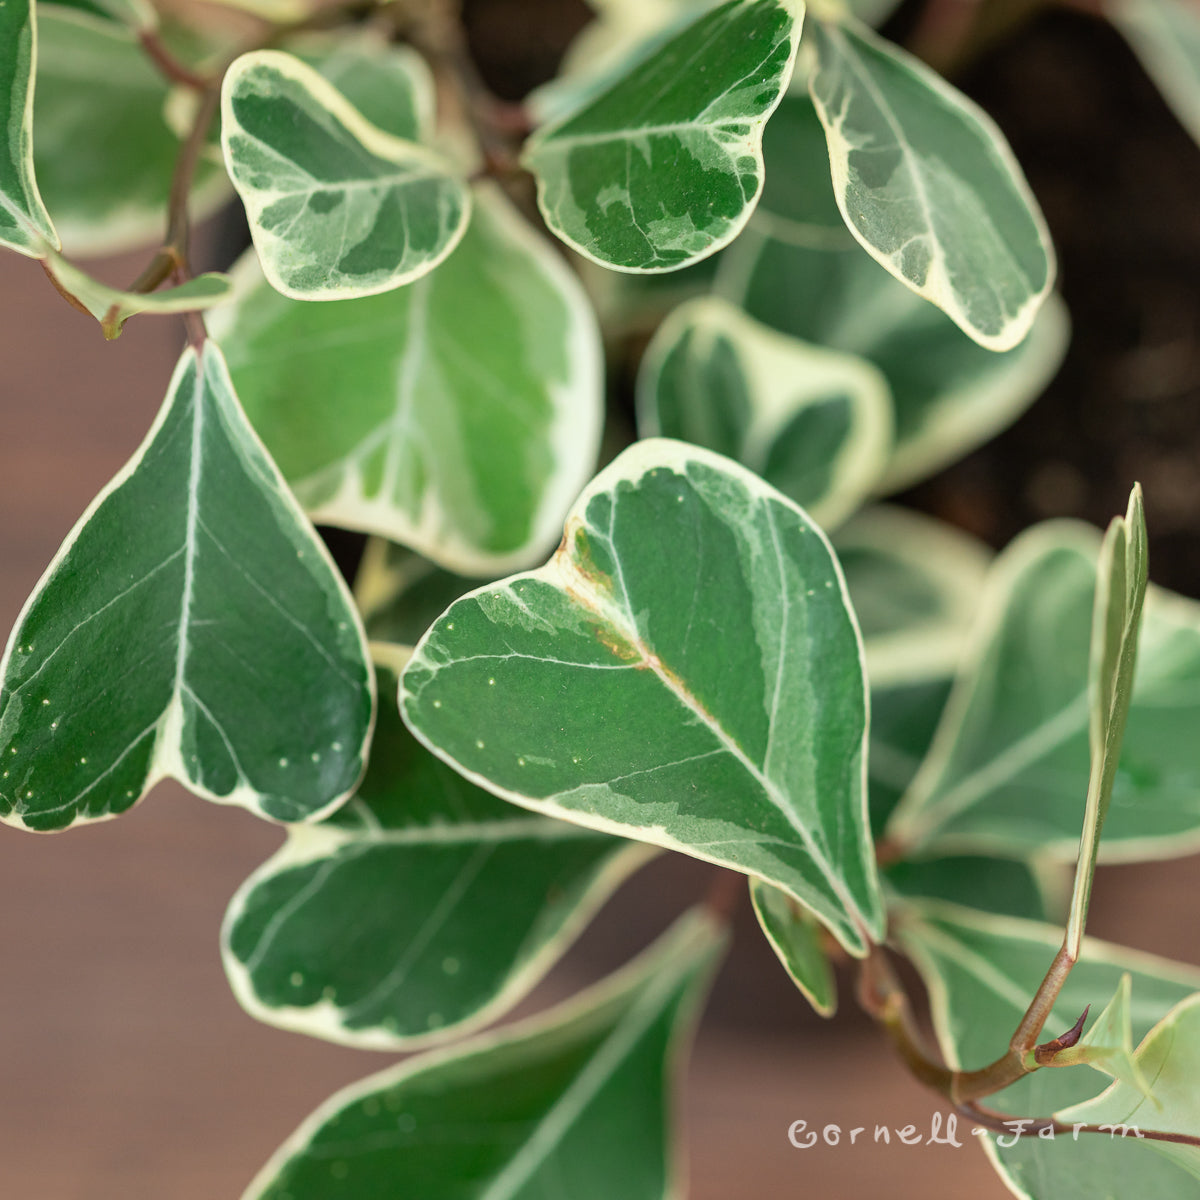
[521,0,803,273]
[45,252,232,339]
[0,341,374,832]
[401,439,884,955]
[895,900,1200,1200]
[717,227,1069,493]
[210,183,603,576]
[1050,973,1153,1097]
[1057,991,1200,1181]
[1108,0,1200,148]
[243,907,726,1200]
[637,296,892,527]
[884,519,1200,861]
[221,49,469,300]
[805,17,1055,350]
[750,879,836,1015]
[0,0,58,257]
[32,8,227,256]
[224,647,650,1049]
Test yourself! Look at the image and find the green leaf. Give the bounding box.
[220,49,469,300]
[33,8,227,255]
[1066,486,1148,957]
[1058,990,1200,1181]
[521,0,802,273]
[1108,0,1200,148]
[225,646,650,1048]
[885,521,1200,861]
[718,227,1069,492]
[400,439,884,955]
[244,907,726,1200]
[806,17,1054,350]
[636,295,892,527]
[210,183,603,575]
[1050,973,1153,1096]
[0,341,374,832]
[895,901,1200,1199]
[884,854,1056,921]
[750,878,836,1015]
[0,0,58,256]
[44,251,232,339]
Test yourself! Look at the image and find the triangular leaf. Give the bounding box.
[0,342,374,831]
[521,0,802,273]
[1050,973,1153,1096]
[221,49,470,300]
[750,878,837,1015]
[211,183,603,575]
[806,17,1055,349]
[224,646,650,1048]
[401,439,884,955]
[244,908,726,1200]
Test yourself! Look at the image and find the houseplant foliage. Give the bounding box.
[4,0,1200,1195]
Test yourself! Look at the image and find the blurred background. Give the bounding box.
[3,1,1200,1196]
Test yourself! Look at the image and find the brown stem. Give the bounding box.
[139,29,212,91]
[704,869,744,924]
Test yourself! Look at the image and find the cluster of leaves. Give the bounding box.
[4,0,1200,1195]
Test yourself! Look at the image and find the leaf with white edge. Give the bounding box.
[221,49,469,301]
[210,183,603,576]
[806,17,1055,349]
[521,0,803,273]
[637,296,892,527]
[225,646,650,1048]
[1066,485,1147,958]
[1050,973,1153,1097]
[0,0,58,256]
[885,520,1200,862]
[401,439,884,955]
[895,901,1200,1200]
[0,342,373,832]
[33,9,227,255]
[1108,0,1200,148]
[750,878,836,1015]
[354,540,486,648]
[718,228,1069,492]
[45,252,232,339]
[244,907,726,1200]
[1058,991,1200,1181]
[884,854,1056,921]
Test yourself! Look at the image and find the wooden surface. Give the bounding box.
[2,247,1199,1200]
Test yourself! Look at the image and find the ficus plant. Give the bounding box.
[4,0,1200,1195]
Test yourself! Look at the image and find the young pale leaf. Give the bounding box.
[521,0,802,273]
[718,227,1069,492]
[1050,973,1153,1096]
[1066,486,1148,958]
[211,184,603,576]
[45,252,232,339]
[896,901,1200,1199]
[1057,992,1200,1181]
[0,0,58,256]
[401,439,884,956]
[0,342,374,832]
[33,9,227,255]
[244,907,726,1200]
[750,879,836,1015]
[221,49,469,300]
[1108,0,1200,148]
[806,17,1054,350]
[884,521,1200,861]
[225,648,649,1049]
[637,296,892,527]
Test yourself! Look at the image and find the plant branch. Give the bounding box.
[139,29,213,90]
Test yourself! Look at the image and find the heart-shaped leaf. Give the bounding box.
[522,0,802,272]
[244,907,726,1200]
[0,342,374,831]
[221,49,469,300]
[224,647,650,1048]
[401,439,884,955]
[806,16,1055,349]
[211,183,603,575]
